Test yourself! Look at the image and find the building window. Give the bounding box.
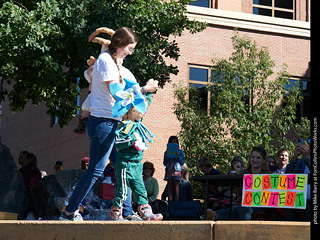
[76,77,80,116]
[50,106,58,127]
[297,77,310,121]
[189,0,210,8]
[284,77,310,122]
[188,65,212,114]
[253,0,295,20]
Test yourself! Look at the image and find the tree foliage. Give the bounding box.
[173,32,310,190]
[0,0,206,127]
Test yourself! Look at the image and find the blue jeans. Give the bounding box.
[65,116,119,213]
[216,205,253,220]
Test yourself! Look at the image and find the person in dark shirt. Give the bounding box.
[197,157,222,209]
[19,152,42,219]
[269,148,290,173]
[197,157,222,176]
[18,151,28,167]
[285,140,310,221]
[54,161,64,174]
[19,153,41,190]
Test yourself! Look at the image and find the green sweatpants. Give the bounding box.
[113,158,148,208]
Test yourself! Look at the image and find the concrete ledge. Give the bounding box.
[214,221,310,240]
[0,220,310,240]
[0,220,214,240]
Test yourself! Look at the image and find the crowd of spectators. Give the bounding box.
[16,136,310,221]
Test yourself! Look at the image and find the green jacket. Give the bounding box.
[115,92,153,162]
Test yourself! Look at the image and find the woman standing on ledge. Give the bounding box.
[60,27,158,221]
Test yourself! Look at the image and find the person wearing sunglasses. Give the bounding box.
[142,162,159,204]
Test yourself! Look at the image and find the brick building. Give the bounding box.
[0,0,311,195]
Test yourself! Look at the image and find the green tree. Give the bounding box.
[0,0,206,127]
[173,32,310,196]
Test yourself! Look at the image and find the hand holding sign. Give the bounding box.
[167,143,179,159]
[242,174,308,209]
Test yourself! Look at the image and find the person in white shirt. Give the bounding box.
[60,27,158,221]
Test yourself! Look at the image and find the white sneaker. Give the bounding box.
[138,204,163,221]
[59,210,83,221]
[125,211,142,221]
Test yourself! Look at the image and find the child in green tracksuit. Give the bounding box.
[109,80,162,221]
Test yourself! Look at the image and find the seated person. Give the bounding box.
[133,162,159,213]
[142,161,159,204]
[103,162,115,183]
[269,148,290,173]
[19,153,42,219]
[266,155,276,167]
[215,156,244,209]
[207,147,270,221]
[81,157,90,170]
[54,161,64,173]
[197,157,222,176]
[285,139,310,221]
[19,153,41,190]
[18,151,28,167]
[286,140,310,173]
[226,156,244,175]
[197,157,222,210]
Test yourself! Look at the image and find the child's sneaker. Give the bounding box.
[138,204,163,221]
[125,211,142,221]
[59,210,83,221]
[110,206,126,221]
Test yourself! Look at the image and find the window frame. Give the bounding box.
[189,0,212,8]
[252,0,296,20]
[50,106,58,127]
[284,76,311,122]
[188,64,213,115]
[75,77,81,116]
